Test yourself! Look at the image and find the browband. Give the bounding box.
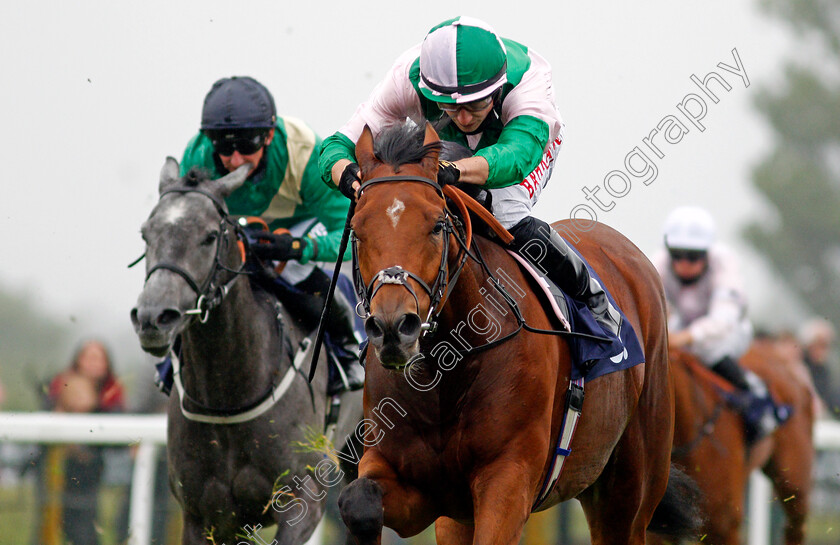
[358,175,443,198]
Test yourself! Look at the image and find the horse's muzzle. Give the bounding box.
[130,304,183,357]
[365,312,422,369]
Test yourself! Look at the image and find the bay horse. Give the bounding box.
[338,123,699,545]
[131,159,362,545]
[665,339,815,545]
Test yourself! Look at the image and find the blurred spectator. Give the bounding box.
[799,318,839,419]
[35,340,126,545]
[48,339,124,413]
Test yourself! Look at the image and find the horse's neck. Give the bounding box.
[180,277,279,407]
[426,242,520,374]
[438,239,515,333]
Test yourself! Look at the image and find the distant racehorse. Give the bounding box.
[666,340,815,545]
[131,159,362,545]
[337,123,700,545]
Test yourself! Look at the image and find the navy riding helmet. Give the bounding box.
[201,76,276,131]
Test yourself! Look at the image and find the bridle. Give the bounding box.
[142,186,245,323]
[352,175,469,336]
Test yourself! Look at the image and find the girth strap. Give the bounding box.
[533,378,585,510]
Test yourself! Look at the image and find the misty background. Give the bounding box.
[0,0,832,409]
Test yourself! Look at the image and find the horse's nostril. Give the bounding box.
[397,313,422,342]
[365,316,386,345]
[130,308,139,327]
[157,309,182,328]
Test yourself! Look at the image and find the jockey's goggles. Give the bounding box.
[437,95,494,113]
[206,129,268,156]
[668,248,708,263]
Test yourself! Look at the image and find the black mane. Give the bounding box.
[374,123,442,168]
[183,167,213,187]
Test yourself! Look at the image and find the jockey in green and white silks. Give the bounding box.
[321,16,621,338]
[320,16,564,229]
[180,76,364,395]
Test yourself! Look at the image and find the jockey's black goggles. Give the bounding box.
[437,95,494,113]
[205,129,268,156]
[668,248,708,263]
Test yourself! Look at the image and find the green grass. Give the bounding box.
[0,480,180,545]
[3,480,838,544]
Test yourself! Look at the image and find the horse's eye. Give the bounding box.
[432,221,445,235]
[202,231,219,246]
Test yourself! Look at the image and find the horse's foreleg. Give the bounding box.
[181,515,206,545]
[339,451,437,544]
[435,516,474,545]
[470,460,534,545]
[763,425,814,545]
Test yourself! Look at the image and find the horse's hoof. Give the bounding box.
[339,477,384,540]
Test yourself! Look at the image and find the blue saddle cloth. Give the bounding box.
[559,242,646,381]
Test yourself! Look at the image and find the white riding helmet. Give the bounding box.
[663,206,716,250]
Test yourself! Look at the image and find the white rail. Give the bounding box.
[3,413,840,545]
[0,412,166,545]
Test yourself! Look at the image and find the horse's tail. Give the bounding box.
[647,464,705,540]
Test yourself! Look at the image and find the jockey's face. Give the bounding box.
[216,128,274,176]
[442,98,495,133]
[670,250,708,283]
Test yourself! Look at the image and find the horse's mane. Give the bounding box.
[374,123,442,168]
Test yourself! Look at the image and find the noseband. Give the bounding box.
[144,187,244,323]
[352,175,469,336]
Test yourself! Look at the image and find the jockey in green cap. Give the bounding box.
[320,16,621,337]
[181,75,364,395]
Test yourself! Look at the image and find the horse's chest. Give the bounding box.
[172,428,280,509]
[380,428,471,497]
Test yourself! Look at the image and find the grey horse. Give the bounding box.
[131,158,362,544]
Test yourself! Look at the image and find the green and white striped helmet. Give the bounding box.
[419,16,508,104]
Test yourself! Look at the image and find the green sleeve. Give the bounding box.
[299,143,352,263]
[319,132,357,187]
[180,133,218,176]
[475,115,550,188]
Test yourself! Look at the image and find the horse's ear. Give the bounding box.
[217,164,252,198]
[356,125,377,178]
[421,122,441,172]
[159,157,181,194]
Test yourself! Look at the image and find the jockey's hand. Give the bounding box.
[250,232,305,262]
[437,160,461,187]
[339,163,361,200]
[669,329,693,348]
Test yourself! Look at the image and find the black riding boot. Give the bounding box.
[711,356,778,443]
[295,268,365,395]
[507,217,621,336]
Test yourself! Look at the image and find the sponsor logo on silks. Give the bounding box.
[610,347,629,364]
